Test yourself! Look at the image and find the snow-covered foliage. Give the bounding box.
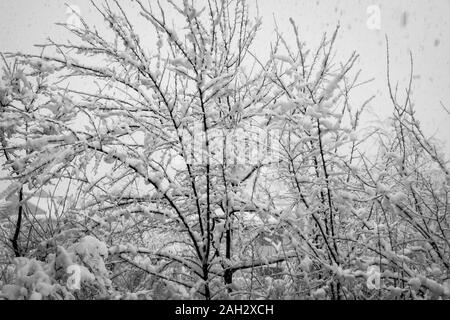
[0,235,112,300]
[1,0,450,300]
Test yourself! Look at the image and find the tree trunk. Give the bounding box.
[224,228,233,291]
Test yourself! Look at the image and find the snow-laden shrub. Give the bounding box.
[0,236,113,300]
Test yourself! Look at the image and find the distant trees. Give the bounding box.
[0,0,449,300]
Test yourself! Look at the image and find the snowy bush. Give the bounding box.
[0,235,112,300]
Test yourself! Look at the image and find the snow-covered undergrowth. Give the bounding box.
[0,236,111,300]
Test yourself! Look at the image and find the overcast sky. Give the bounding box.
[0,0,449,153]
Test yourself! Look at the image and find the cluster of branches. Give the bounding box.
[0,0,449,300]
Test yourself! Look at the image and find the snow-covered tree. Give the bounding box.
[0,0,449,300]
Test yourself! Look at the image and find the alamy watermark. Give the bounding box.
[181,123,285,166]
[66,4,83,30]
[366,4,381,30]
[66,264,81,290]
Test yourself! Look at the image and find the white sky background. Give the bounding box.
[0,0,449,151]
